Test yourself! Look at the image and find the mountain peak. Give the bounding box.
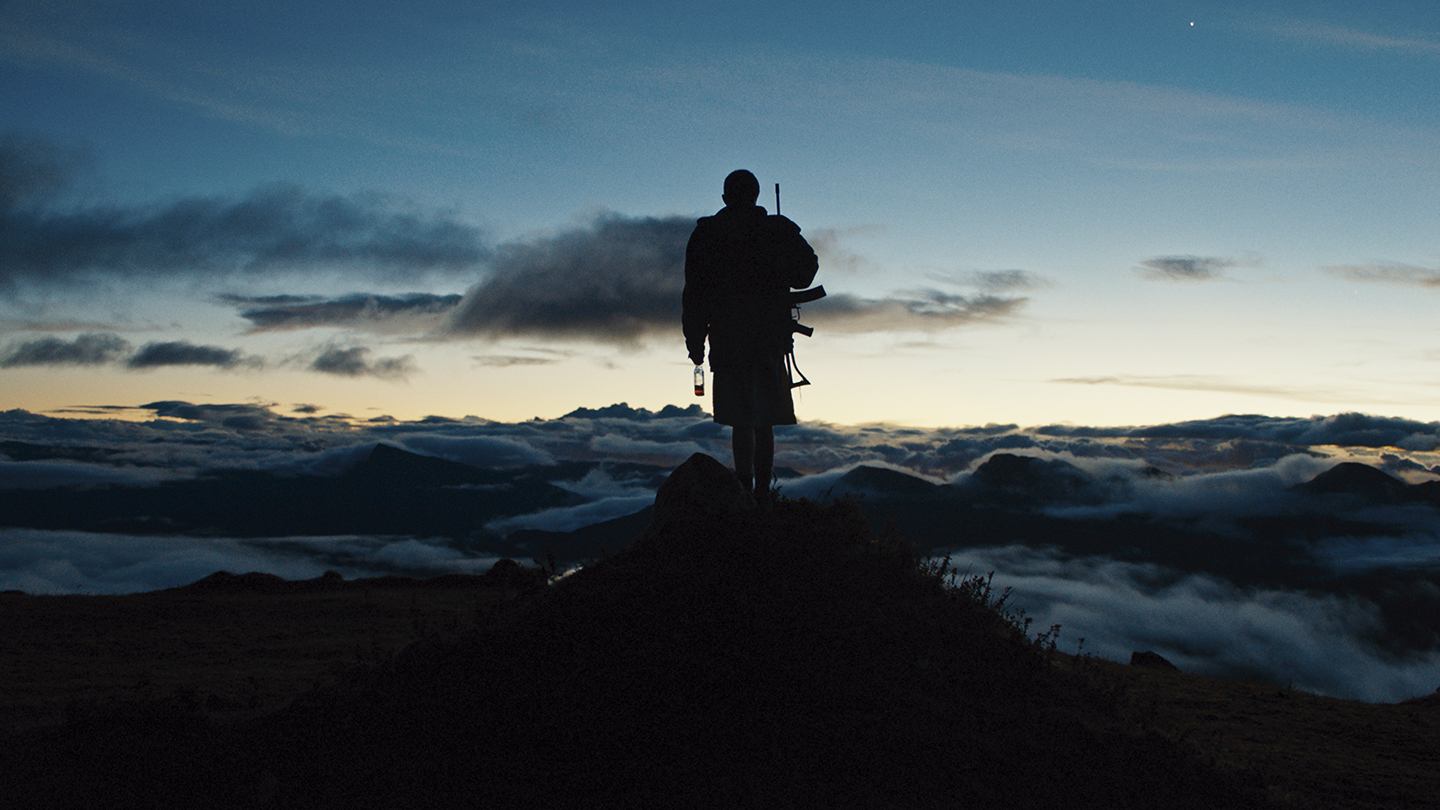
[345,443,501,487]
[967,452,1099,505]
[835,464,940,496]
[1295,462,1409,504]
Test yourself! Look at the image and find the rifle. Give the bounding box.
[789,285,826,338]
[775,180,823,387]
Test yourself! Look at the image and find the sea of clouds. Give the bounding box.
[3,404,1439,701]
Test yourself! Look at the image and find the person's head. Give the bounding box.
[722,169,760,207]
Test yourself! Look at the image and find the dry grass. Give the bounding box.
[0,582,521,732]
[1062,654,1440,810]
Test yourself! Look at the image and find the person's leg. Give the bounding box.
[754,426,775,497]
[731,426,755,491]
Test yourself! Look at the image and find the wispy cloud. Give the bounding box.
[1051,374,1356,404]
[807,288,1027,333]
[471,355,564,368]
[1247,16,1440,57]
[1327,263,1440,288]
[1136,256,1236,281]
[225,293,463,333]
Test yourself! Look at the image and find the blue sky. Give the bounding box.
[3,0,1440,428]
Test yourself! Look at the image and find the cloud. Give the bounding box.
[935,544,1440,702]
[0,333,261,370]
[438,212,1034,345]
[806,288,1027,333]
[1327,263,1440,288]
[1136,255,1236,281]
[793,270,1041,336]
[968,269,1048,294]
[471,354,564,367]
[0,460,175,489]
[1049,374,1359,405]
[309,346,415,380]
[0,528,503,595]
[443,212,693,345]
[395,434,555,469]
[1037,412,1440,451]
[0,136,488,293]
[127,340,254,369]
[0,332,131,366]
[225,292,463,333]
[141,400,288,432]
[1247,16,1440,57]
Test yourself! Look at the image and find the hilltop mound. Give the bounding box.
[1,454,1274,809]
[246,453,1267,809]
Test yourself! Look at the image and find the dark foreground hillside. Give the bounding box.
[0,453,1305,808]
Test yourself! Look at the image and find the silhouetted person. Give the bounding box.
[683,170,819,507]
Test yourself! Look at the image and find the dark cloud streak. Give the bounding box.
[1327,263,1440,288]
[1,333,263,371]
[0,332,131,367]
[0,134,489,293]
[225,292,462,332]
[127,341,251,369]
[806,289,1027,332]
[1137,255,1236,281]
[309,346,415,380]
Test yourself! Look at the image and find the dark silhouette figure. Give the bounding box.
[683,170,819,506]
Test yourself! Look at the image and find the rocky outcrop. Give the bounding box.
[1130,650,1181,671]
[631,453,753,556]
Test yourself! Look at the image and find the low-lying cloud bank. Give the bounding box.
[934,545,1440,704]
[0,528,503,596]
[2,404,1439,701]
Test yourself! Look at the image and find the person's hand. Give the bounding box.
[689,351,704,366]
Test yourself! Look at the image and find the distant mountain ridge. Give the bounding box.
[0,443,599,546]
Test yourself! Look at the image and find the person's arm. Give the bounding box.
[681,225,711,365]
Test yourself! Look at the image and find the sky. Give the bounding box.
[3,0,1440,429]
